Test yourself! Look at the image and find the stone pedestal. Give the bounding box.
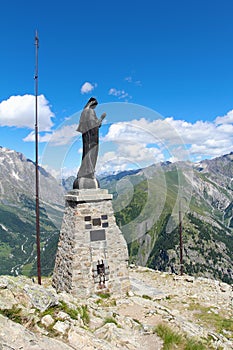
[52,189,130,297]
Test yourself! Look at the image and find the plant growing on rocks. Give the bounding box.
[0,306,23,324]
[95,296,117,307]
[40,301,90,326]
[103,316,119,327]
[188,303,233,338]
[154,323,208,350]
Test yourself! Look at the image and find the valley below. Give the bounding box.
[0,146,233,285]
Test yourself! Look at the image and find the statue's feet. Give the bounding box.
[73,177,99,190]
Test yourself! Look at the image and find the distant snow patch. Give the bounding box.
[11,171,22,181]
[0,223,8,231]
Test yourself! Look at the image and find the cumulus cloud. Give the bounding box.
[97,120,170,173]
[166,117,233,157]
[98,152,141,173]
[97,151,129,174]
[23,131,47,143]
[24,105,233,175]
[215,109,233,125]
[97,144,164,174]
[104,118,179,146]
[103,114,233,162]
[108,88,131,100]
[23,124,78,145]
[0,94,54,131]
[80,82,97,94]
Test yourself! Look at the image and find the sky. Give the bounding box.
[1,0,233,178]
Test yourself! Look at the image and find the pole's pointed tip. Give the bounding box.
[35,29,39,40]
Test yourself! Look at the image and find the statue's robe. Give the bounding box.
[77,108,101,179]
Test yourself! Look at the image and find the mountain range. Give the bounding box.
[0,146,232,284]
[0,146,64,277]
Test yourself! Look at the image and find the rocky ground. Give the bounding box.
[0,266,232,350]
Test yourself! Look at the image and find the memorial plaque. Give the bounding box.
[102,222,108,228]
[85,224,92,229]
[90,229,106,241]
[101,214,108,220]
[92,218,101,226]
[84,216,91,221]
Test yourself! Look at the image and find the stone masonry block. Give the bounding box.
[52,189,129,297]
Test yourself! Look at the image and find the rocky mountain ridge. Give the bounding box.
[0,146,64,205]
[100,154,233,284]
[0,146,233,284]
[0,146,64,276]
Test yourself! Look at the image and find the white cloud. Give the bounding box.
[97,144,164,175]
[165,117,233,157]
[0,94,54,131]
[45,124,78,146]
[23,131,39,142]
[117,142,164,163]
[103,114,233,162]
[97,121,167,173]
[23,124,78,145]
[26,106,233,175]
[104,118,178,145]
[108,88,131,100]
[215,109,233,125]
[97,152,130,174]
[80,82,97,94]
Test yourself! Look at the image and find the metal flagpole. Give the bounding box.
[179,199,183,276]
[34,30,41,285]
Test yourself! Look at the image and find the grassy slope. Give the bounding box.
[1,162,232,283]
[0,198,59,276]
[112,168,233,284]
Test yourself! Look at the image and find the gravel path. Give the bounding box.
[130,277,166,297]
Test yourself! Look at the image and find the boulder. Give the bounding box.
[53,320,70,335]
[0,314,73,350]
[41,314,55,328]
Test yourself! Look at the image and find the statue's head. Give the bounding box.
[84,97,98,109]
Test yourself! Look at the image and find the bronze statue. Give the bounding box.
[73,97,106,189]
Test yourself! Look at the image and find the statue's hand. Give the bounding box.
[100,112,106,121]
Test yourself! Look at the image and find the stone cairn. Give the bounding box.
[52,189,130,297]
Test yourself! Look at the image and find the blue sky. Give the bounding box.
[1,0,233,177]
